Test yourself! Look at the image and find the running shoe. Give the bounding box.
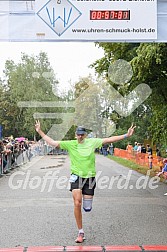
[75,232,85,243]
[164,192,167,196]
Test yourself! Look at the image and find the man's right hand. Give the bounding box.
[35,120,41,133]
[34,120,60,148]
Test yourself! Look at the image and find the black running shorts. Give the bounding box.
[70,175,96,196]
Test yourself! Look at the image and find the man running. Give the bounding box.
[35,121,135,243]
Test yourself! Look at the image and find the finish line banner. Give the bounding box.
[0,0,157,41]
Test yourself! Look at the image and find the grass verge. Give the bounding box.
[108,155,165,182]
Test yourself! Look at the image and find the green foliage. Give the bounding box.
[131,43,167,151]
[1,43,167,150]
[0,52,59,139]
[74,76,102,136]
[91,42,167,153]
[91,43,139,81]
[74,76,117,137]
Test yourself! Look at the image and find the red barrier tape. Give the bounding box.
[65,246,102,251]
[143,245,167,251]
[27,247,64,251]
[0,248,24,252]
[105,245,142,251]
[1,245,167,252]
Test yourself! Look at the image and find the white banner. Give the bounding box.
[0,0,157,41]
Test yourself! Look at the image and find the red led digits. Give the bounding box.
[105,11,110,19]
[97,11,102,19]
[91,11,97,20]
[118,11,123,19]
[90,10,130,20]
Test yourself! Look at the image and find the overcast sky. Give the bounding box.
[0,42,104,92]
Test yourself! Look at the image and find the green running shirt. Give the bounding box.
[60,138,103,178]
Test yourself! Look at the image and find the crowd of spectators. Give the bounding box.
[0,136,34,174]
[0,137,67,175]
[95,143,114,156]
[131,141,167,177]
[1,135,167,185]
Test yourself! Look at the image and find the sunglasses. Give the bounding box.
[76,134,85,136]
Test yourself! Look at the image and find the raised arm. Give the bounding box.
[102,124,136,145]
[35,120,60,148]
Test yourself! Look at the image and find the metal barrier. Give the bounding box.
[0,143,67,176]
[0,149,33,176]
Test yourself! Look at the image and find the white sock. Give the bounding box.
[79,228,84,234]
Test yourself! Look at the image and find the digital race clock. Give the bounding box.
[90,10,130,20]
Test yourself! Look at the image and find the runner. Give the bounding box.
[35,121,135,243]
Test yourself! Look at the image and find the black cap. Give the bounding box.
[76,126,87,135]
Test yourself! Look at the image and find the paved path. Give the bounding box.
[0,154,167,248]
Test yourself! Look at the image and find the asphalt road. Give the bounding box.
[0,154,167,248]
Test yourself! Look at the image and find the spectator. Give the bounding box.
[141,144,146,153]
[108,143,114,155]
[158,158,163,172]
[146,144,152,155]
[4,142,12,171]
[0,140,4,153]
[126,142,133,153]
[156,158,167,182]
[148,154,153,169]
[137,143,142,153]
[0,141,7,173]
[102,143,109,156]
[133,142,138,151]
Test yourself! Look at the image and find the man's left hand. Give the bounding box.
[127,124,136,137]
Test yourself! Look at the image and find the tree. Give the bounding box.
[91,43,167,151]
[131,43,167,147]
[1,52,60,139]
[73,76,116,137]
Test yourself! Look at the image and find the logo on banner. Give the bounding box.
[37,0,82,36]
